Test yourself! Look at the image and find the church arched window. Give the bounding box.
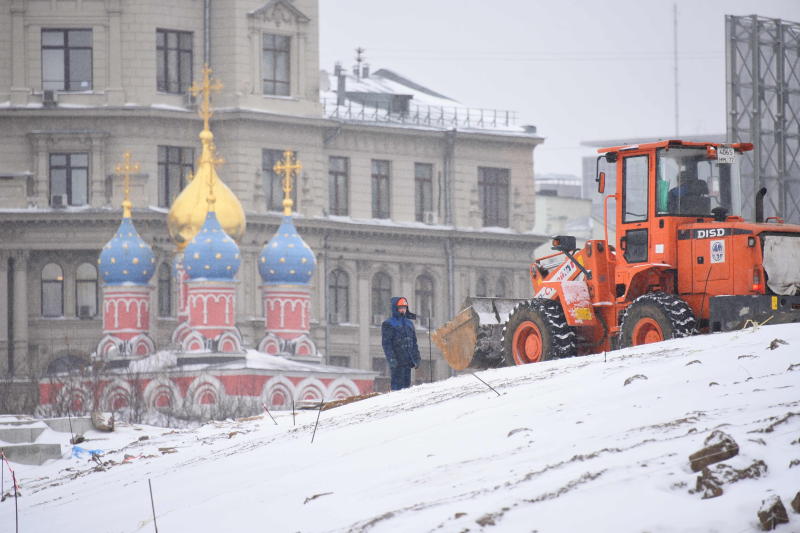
[42,263,64,317]
[371,272,392,325]
[75,263,98,318]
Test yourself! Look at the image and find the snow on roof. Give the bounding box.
[124,348,374,376]
[321,67,530,134]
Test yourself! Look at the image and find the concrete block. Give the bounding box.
[41,417,94,435]
[0,424,46,444]
[0,443,63,465]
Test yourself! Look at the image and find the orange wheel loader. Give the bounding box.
[433,140,800,371]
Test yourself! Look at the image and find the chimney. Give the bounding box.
[362,63,370,79]
[336,63,346,106]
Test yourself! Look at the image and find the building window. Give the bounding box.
[329,156,349,216]
[415,274,435,328]
[328,269,349,324]
[371,160,391,219]
[50,153,89,206]
[496,277,507,298]
[478,167,510,227]
[42,263,64,317]
[371,272,392,325]
[476,277,487,298]
[75,263,98,319]
[262,33,290,96]
[156,29,193,94]
[415,163,434,222]
[329,356,350,368]
[158,146,194,207]
[42,29,92,91]
[158,263,172,317]
[263,149,298,212]
[372,357,388,376]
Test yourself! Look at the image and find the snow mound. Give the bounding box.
[2,324,799,532]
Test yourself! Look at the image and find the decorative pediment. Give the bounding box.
[249,0,310,27]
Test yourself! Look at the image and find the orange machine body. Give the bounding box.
[530,139,800,354]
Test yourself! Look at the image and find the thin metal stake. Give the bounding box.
[67,409,74,443]
[471,372,501,397]
[311,399,324,443]
[262,403,278,425]
[12,470,18,533]
[149,478,158,533]
[291,396,296,426]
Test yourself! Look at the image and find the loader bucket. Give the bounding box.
[432,297,527,371]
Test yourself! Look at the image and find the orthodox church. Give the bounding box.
[38,67,375,420]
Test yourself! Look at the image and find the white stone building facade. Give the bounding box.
[0,0,545,405]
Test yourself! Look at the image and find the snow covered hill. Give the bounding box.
[2,323,799,533]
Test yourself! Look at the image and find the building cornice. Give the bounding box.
[0,208,548,246]
[0,106,543,144]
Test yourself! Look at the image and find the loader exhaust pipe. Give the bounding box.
[755,187,767,223]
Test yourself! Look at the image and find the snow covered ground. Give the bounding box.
[2,323,799,533]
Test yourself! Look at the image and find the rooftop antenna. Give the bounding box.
[673,2,679,137]
[355,47,365,81]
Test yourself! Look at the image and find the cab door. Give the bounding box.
[618,154,650,265]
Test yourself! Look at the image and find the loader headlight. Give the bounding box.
[747,236,756,247]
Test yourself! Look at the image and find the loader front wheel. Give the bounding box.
[618,292,696,348]
[502,299,576,365]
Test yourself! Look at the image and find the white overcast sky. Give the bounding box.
[320,0,800,177]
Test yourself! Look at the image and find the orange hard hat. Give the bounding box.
[397,297,408,307]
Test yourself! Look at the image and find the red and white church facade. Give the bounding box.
[38,74,375,421]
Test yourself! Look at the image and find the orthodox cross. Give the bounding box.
[273,150,302,215]
[189,64,223,133]
[115,152,140,218]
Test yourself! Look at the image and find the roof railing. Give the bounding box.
[322,98,518,130]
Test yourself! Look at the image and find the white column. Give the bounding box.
[357,268,370,371]
[0,255,9,375]
[10,0,28,106]
[106,0,124,105]
[12,251,29,376]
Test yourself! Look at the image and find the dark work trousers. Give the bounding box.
[390,366,412,391]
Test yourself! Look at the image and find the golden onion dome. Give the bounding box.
[167,67,246,251]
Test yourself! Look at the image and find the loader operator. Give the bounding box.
[381,297,421,391]
[667,169,710,215]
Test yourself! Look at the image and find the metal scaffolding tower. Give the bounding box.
[726,15,800,223]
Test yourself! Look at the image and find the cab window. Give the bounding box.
[622,155,648,223]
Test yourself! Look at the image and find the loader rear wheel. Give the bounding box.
[502,299,576,365]
[618,292,697,348]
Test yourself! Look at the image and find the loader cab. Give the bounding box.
[598,140,752,299]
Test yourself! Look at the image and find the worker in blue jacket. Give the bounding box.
[381,296,421,391]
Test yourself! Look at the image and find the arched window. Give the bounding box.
[415,274,435,329]
[42,263,64,317]
[328,269,349,324]
[476,276,487,298]
[158,263,172,317]
[371,272,392,325]
[495,277,507,298]
[75,263,98,318]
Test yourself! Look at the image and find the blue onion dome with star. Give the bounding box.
[183,210,241,281]
[259,216,316,285]
[98,216,156,286]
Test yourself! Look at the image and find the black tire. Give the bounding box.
[501,299,576,365]
[618,292,696,348]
